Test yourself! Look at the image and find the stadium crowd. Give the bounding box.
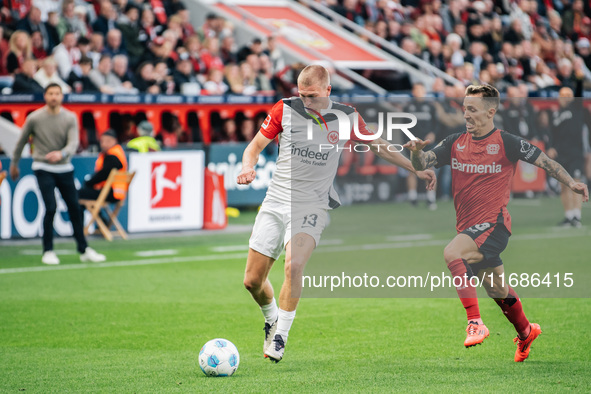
[0,0,289,96]
[313,0,591,94]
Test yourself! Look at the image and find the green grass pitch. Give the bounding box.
[0,197,590,392]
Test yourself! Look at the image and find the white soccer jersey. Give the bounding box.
[259,97,374,210]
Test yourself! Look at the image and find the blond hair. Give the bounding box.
[9,30,32,60]
[297,65,330,88]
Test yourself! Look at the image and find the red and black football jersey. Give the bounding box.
[431,128,542,233]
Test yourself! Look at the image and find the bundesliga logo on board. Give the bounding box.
[150,161,183,208]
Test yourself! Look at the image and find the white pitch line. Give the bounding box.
[386,234,432,242]
[135,249,178,257]
[20,249,76,256]
[210,245,250,252]
[0,253,248,275]
[1,230,590,275]
[319,239,344,246]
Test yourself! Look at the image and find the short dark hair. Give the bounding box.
[44,83,62,93]
[77,36,90,46]
[465,84,500,110]
[79,56,92,65]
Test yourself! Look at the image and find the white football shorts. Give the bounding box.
[248,200,328,260]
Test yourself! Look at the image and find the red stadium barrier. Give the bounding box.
[1,102,274,144]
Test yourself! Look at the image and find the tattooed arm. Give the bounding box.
[534,152,589,201]
[403,139,439,171]
[410,150,439,171]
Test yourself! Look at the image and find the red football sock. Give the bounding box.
[447,258,480,321]
[494,286,530,337]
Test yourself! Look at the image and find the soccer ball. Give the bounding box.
[198,338,240,377]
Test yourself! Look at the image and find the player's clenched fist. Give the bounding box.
[570,182,589,202]
[237,167,256,185]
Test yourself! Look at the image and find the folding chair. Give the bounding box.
[79,169,135,241]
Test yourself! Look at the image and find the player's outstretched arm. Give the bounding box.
[534,152,589,202]
[402,138,438,171]
[368,137,437,191]
[236,132,273,185]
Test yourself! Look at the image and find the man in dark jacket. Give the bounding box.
[12,59,44,93]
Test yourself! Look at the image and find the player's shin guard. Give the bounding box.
[447,258,480,321]
[494,286,530,337]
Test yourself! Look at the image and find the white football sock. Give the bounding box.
[565,209,575,220]
[427,189,436,203]
[573,209,582,220]
[408,189,418,200]
[260,298,278,324]
[276,308,296,341]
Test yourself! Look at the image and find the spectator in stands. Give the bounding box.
[237,37,263,63]
[31,31,47,60]
[562,0,585,40]
[422,39,445,71]
[224,63,244,94]
[7,30,32,74]
[258,54,275,92]
[239,117,255,141]
[88,33,104,67]
[45,11,61,51]
[219,34,236,65]
[331,0,368,26]
[576,38,591,71]
[172,52,200,95]
[75,36,91,64]
[57,0,88,39]
[126,120,161,153]
[52,31,80,80]
[92,0,117,36]
[465,41,491,79]
[154,60,174,93]
[67,55,99,92]
[0,25,9,75]
[166,15,185,47]
[78,129,127,203]
[200,37,224,74]
[503,18,525,44]
[34,56,71,92]
[156,113,188,147]
[138,8,164,49]
[11,58,43,93]
[198,13,222,40]
[183,34,205,74]
[212,118,240,143]
[203,68,228,95]
[177,8,195,39]
[264,35,284,74]
[117,4,143,67]
[112,54,134,85]
[239,61,257,95]
[557,57,584,96]
[15,6,53,52]
[133,61,160,94]
[103,28,127,58]
[531,61,560,89]
[90,54,138,94]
